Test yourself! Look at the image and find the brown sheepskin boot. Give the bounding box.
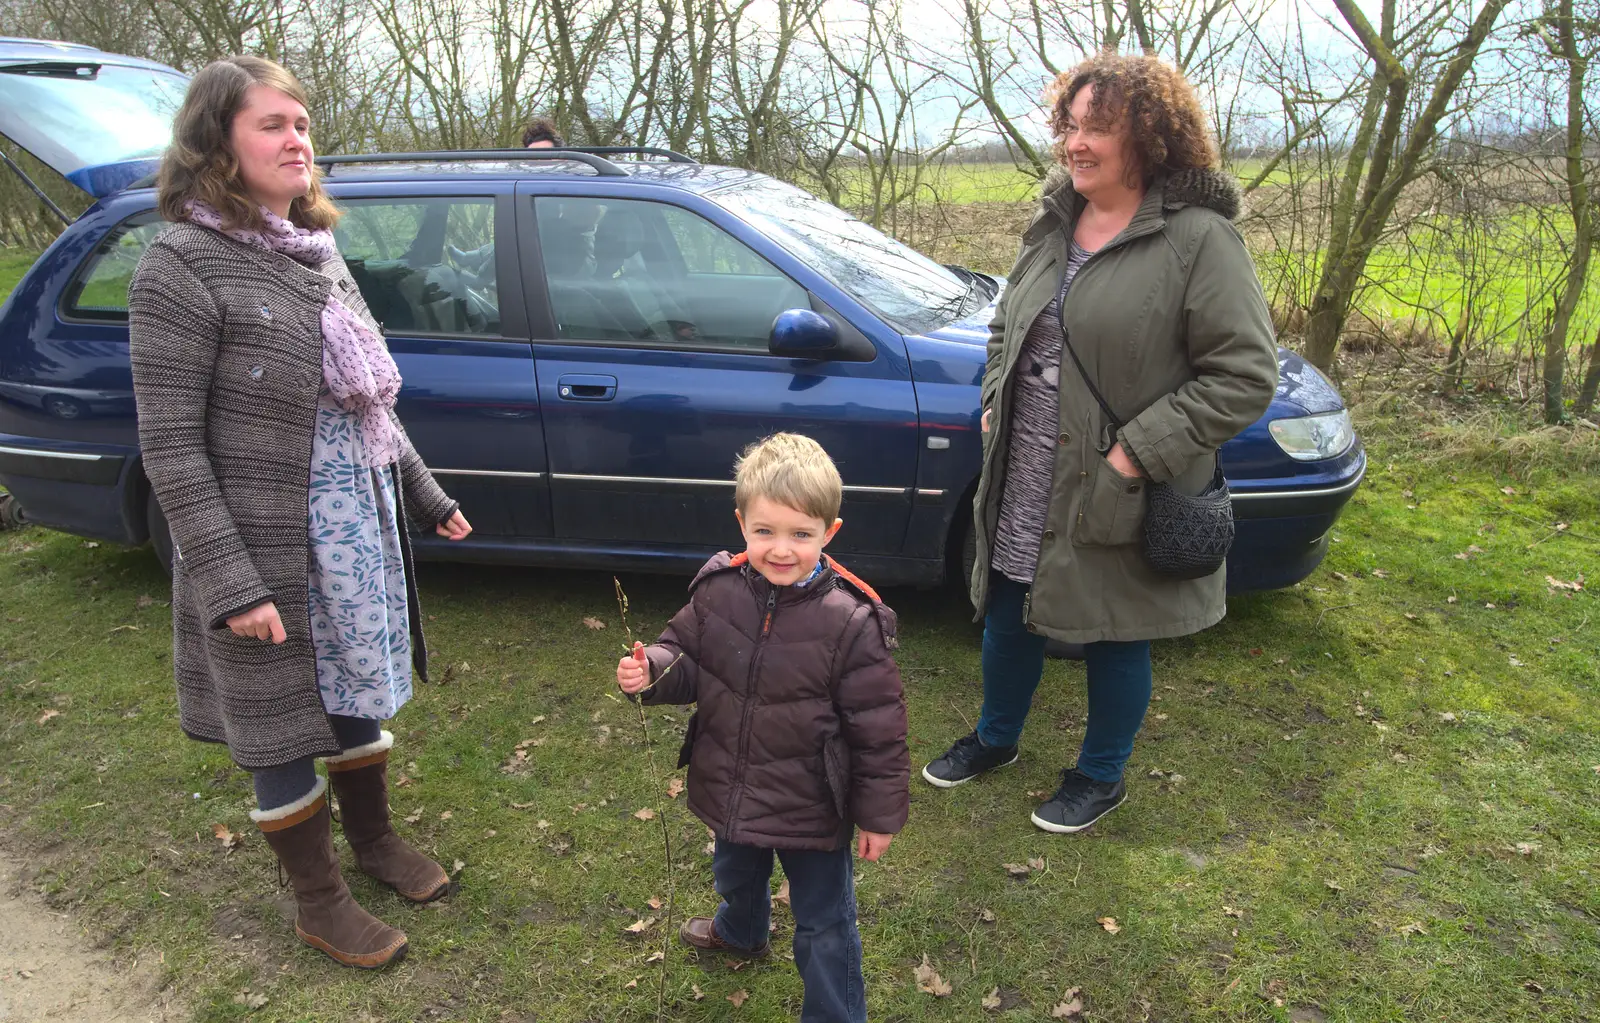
[253,778,408,969]
[326,732,451,903]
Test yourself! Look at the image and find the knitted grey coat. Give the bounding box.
[128,222,458,769]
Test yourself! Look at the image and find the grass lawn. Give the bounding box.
[0,247,40,303]
[1,409,1597,1022]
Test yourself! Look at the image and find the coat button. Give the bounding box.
[1127,483,1142,493]
[249,365,264,380]
[1058,432,1070,445]
[259,305,272,319]
[1043,529,1055,542]
[1080,470,1088,478]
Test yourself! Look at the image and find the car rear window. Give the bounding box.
[61,213,166,320]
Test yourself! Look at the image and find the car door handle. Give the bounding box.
[557,374,617,401]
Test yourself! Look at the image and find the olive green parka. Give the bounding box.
[971,166,1279,643]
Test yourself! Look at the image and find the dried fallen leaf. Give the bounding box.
[623,917,656,934]
[1500,486,1517,496]
[1248,647,1264,657]
[404,807,424,824]
[1050,987,1084,1018]
[1371,568,1389,578]
[691,983,705,1001]
[451,859,465,875]
[36,709,59,725]
[439,810,453,821]
[212,823,241,850]
[982,986,1003,1010]
[914,955,953,997]
[1515,842,1541,856]
[667,777,685,799]
[231,990,269,1010]
[644,950,664,964]
[1524,980,1545,994]
[1546,575,1584,592]
[1438,711,1457,722]
[529,714,547,725]
[727,989,749,1007]
[583,617,606,630]
[1325,879,1344,891]
[1097,916,1121,934]
[1397,921,1427,936]
[1028,856,1046,871]
[775,879,791,907]
[647,896,663,910]
[978,908,996,923]
[1331,571,1350,581]
[633,807,656,821]
[510,801,536,810]
[1003,862,1031,878]
[624,977,638,990]
[1222,906,1244,918]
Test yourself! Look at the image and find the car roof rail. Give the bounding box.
[564,146,697,164]
[316,149,629,177]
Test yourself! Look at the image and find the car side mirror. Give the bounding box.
[768,308,840,359]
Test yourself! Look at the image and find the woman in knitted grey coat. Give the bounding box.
[129,55,470,970]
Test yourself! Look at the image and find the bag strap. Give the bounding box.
[1054,268,1125,433]
[1053,235,1226,481]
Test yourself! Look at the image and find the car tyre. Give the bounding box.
[147,489,173,575]
[0,493,25,531]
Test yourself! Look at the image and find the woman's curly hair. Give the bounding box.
[157,55,340,232]
[1044,52,1217,185]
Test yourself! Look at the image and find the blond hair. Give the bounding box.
[157,55,340,232]
[734,433,842,523]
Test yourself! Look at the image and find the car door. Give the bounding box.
[518,186,919,558]
[329,184,549,539]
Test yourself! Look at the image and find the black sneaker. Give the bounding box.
[1030,768,1127,833]
[921,730,1019,788]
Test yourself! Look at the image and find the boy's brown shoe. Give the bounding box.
[679,917,770,958]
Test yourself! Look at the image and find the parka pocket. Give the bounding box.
[676,711,700,770]
[821,734,851,821]
[1073,454,1147,547]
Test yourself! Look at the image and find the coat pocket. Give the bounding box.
[676,710,700,770]
[1073,454,1148,547]
[821,734,851,822]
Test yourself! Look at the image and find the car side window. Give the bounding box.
[535,197,807,350]
[62,215,167,320]
[333,197,500,336]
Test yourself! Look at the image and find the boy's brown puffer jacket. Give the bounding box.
[640,552,909,851]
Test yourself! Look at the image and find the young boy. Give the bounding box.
[616,433,909,1023]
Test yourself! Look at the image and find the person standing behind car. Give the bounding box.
[128,55,473,970]
[921,53,1278,834]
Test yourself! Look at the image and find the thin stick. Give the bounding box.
[614,577,678,1022]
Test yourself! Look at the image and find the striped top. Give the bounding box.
[992,242,1093,585]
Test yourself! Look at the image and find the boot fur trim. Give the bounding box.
[325,730,395,772]
[251,776,328,829]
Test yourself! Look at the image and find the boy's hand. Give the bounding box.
[617,641,651,694]
[857,830,893,862]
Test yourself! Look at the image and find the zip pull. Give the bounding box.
[761,589,777,637]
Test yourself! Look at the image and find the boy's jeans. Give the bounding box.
[976,573,1154,782]
[712,838,866,1023]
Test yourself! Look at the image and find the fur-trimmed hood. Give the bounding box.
[1040,163,1241,222]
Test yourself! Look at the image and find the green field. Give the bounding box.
[1,407,1597,1022]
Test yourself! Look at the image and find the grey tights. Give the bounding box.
[251,715,383,811]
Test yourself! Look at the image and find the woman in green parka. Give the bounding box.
[922,53,1279,833]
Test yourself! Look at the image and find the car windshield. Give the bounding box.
[712,178,974,335]
[0,62,188,171]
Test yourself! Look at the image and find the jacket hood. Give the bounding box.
[1040,164,1242,222]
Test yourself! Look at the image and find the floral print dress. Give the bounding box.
[306,389,412,719]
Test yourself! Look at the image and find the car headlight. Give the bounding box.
[1268,410,1355,461]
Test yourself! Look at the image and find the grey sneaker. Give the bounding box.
[1029,768,1126,833]
[921,730,1019,788]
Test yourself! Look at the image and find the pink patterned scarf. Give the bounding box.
[184,201,402,468]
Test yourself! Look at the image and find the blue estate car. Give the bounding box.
[0,39,1365,591]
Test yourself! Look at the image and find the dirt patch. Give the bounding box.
[0,853,180,1022]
